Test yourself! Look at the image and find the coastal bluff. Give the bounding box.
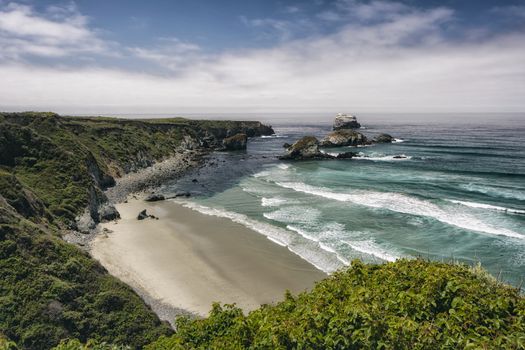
[0,112,273,349]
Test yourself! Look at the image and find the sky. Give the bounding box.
[0,0,524,114]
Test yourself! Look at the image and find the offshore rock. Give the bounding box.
[280,136,355,160]
[374,133,394,143]
[333,113,361,130]
[320,129,367,147]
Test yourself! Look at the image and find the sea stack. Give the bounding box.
[333,113,361,130]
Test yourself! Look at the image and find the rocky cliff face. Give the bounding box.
[0,112,274,232]
[222,133,248,150]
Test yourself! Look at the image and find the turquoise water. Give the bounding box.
[167,117,525,286]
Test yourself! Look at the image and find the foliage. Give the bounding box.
[148,259,525,350]
[52,339,129,350]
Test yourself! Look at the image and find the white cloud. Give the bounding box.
[0,2,107,59]
[0,1,524,113]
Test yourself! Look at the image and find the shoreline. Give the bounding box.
[90,197,326,324]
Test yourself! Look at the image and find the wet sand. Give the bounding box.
[91,198,326,318]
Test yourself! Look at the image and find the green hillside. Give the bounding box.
[0,112,273,349]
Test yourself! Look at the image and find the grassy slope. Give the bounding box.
[0,112,271,349]
[149,259,525,349]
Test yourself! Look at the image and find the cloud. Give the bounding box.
[490,5,525,19]
[0,2,108,59]
[0,1,524,113]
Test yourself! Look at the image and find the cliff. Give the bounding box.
[0,112,273,349]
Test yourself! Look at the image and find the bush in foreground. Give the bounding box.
[148,259,525,349]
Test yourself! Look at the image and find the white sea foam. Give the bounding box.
[267,236,287,247]
[393,138,405,143]
[355,153,412,161]
[252,171,271,178]
[274,182,524,239]
[261,134,285,138]
[263,206,321,226]
[261,197,287,207]
[319,242,336,253]
[446,199,525,214]
[286,225,319,242]
[460,183,525,201]
[181,201,293,246]
[179,201,342,273]
[277,163,290,170]
[342,240,400,262]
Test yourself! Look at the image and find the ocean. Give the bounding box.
[159,114,525,286]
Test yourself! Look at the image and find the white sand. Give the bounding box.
[91,198,326,317]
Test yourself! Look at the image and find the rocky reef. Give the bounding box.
[320,129,368,147]
[280,136,356,160]
[333,113,361,130]
[280,115,396,160]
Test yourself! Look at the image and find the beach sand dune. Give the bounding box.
[91,198,326,318]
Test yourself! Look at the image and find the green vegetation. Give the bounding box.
[148,259,525,349]
[0,112,272,349]
[2,112,524,349]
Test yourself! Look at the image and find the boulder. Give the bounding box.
[333,113,361,130]
[374,133,394,143]
[145,193,165,202]
[98,203,120,222]
[222,133,248,150]
[137,209,148,220]
[320,129,367,147]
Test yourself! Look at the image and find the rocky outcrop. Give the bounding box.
[374,133,394,143]
[333,113,361,130]
[222,133,248,150]
[280,136,356,160]
[320,129,367,147]
[145,193,166,202]
[98,203,120,222]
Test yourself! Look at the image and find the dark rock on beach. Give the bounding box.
[145,193,166,202]
[98,203,120,222]
[137,209,149,220]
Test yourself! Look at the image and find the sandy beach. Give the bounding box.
[91,197,326,319]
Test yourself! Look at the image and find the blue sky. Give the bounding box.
[0,0,524,113]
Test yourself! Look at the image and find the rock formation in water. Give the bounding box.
[333,113,361,130]
[373,133,394,143]
[280,136,356,160]
[320,129,368,147]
